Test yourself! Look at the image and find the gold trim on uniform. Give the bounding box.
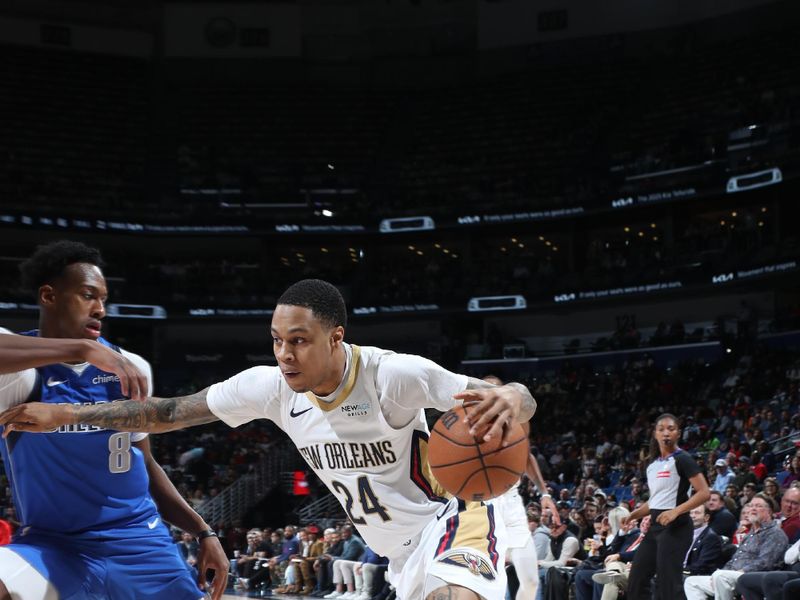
[305,345,362,412]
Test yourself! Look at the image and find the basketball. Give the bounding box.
[428,404,529,502]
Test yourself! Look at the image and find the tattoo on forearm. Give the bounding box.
[74,388,216,432]
[507,381,537,420]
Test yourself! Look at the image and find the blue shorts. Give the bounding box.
[6,517,205,600]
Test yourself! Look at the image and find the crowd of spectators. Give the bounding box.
[215,522,390,599]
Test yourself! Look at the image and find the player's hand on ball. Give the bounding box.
[454,385,522,446]
[0,402,71,437]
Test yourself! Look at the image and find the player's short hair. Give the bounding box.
[19,240,104,293]
[277,279,347,329]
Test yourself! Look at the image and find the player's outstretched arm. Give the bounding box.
[0,331,149,399]
[454,377,537,445]
[0,387,218,436]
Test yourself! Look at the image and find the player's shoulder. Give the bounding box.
[118,347,152,373]
[368,346,435,373]
[217,364,284,391]
[354,344,394,364]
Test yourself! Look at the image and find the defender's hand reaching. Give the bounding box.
[0,403,72,437]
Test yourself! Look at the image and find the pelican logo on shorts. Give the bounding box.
[437,550,496,581]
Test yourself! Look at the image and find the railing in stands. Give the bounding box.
[195,445,297,526]
[296,493,344,526]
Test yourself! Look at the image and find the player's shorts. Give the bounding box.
[0,515,206,600]
[491,486,529,550]
[387,497,507,600]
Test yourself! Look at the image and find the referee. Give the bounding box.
[625,413,710,599]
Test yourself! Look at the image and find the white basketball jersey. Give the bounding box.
[207,343,467,558]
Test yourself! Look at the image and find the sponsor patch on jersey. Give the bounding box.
[340,402,370,417]
[436,549,496,581]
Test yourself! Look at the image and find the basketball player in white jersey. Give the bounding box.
[1,279,537,600]
[482,376,559,600]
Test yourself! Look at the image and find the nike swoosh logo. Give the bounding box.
[147,517,160,529]
[46,377,68,387]
[290,406,313,418]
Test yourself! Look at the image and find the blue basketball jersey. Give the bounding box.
[0,331,157,535]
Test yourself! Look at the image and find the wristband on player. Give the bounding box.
[197,529,218,541]
[540,493,552,499]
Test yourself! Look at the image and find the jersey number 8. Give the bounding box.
[108,432,132,474]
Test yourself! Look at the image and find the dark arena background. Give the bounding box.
[1,0,800,598]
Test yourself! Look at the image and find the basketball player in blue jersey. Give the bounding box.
[0,241,228,600]
[1,278,538,600]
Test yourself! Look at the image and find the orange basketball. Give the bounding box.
[428,404,529,502]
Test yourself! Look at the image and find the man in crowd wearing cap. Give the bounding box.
[707,491,738,540]
[713,458,734,493]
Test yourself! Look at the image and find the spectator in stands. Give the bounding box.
[537,519,581,600]
[735,537,800,600]
[756,441,776,472]
[750,452,768,482]
[269,525,300,590]
[317,526,364,598]
[530,511,551,560]
[707,491,738,540]
[296,526,326,594]
[732,457,758,490]
[740,482,757,506]
[267,530,282,556]
[276,527,310,594]
[779,487,800,544]
[627,479,648,510]
[573,506,630,600]
[724,484,742,517]
[590,516,651,599]
[763,476,781,505]
[712,458,734,493]
[321,525,365,599]
[684,494,789,600]
[355,546,388,600]
[683,505,723,577]
[312,528,343,596]
[177,531,199,567]
[781,456,800,489]
[235,529,273,591]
